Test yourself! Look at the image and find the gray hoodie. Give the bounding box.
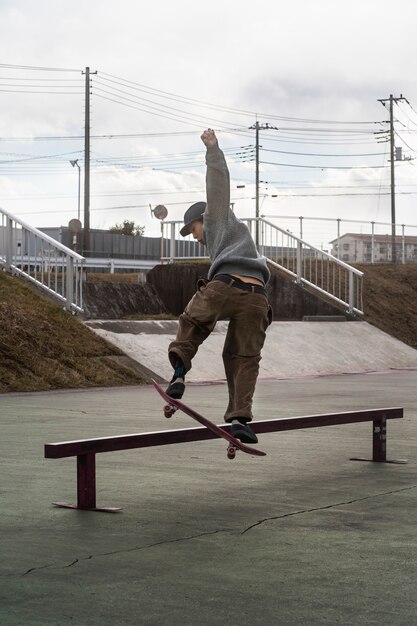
[203,143,270,284]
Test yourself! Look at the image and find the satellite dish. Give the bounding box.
[68,218,82,234]
[152,204,168,221]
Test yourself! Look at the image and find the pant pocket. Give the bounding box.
[196,278,209,291]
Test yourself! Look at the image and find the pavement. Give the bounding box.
[85,320,417,381]
[1,370,417,626]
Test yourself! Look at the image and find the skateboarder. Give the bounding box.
[166,128,271,444]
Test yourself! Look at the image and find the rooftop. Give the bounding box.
[330,232,417,244]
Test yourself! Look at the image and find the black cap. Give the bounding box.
[180,201,206,237]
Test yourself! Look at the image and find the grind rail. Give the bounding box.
[45,407,404,512]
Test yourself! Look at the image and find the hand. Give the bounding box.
[201,128,218,148]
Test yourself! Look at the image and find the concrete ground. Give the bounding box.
[1,371,417,626]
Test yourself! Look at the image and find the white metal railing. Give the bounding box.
[161,221,208,262]
[0,207,84,313]
[162,217,364,316]
[254,218,363,316]
[83,257,158,272]
[260,214,417,264]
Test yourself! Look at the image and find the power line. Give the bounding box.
[265,191,416,197]
[93,82,242,129]
[0,77,83,94]
[93,78,244,129]
[394,130,417,154]
[262,127,382,135]
[0,149,83,164]
[0,127,386,144]
[261,160,388,170]
[0,187,207,200]
[0,89,83,94]
[0,77,83,82]
[0,63,80,72]
[262,147,387,158]
[395,102,417,129]
[229,127,386,146]
[10,178,417,201]
[98,71,259,118]
[0,130,200,142]
[98,71,386,126]
[2,65,409,217]
[0,145,251,172]
[94,92,207,129]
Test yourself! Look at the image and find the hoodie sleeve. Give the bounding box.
[205,143,230,223]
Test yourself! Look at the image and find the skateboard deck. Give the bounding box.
[152,380,266,459]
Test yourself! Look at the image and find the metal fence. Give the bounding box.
[162,217,364,316]
[0,207,364,316]
[260,214,417,263]
[0,207,84,313]
[40,227,163,260]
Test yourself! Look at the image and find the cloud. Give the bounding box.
[1,0,417,240]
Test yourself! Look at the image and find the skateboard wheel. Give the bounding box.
[164,404,175,418]
[227,446,236,460]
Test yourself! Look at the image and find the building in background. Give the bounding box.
[330,233,417,264]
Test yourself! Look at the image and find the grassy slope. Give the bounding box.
[0,272,144,393]
[355,263,417,350]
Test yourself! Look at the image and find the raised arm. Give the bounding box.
[201,129,230,220]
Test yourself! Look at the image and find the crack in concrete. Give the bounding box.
[10,484,417,576]
[18,529,227,576]
[241,484,417,534]
[21,564,54,577]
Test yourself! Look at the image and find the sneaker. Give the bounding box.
[231,420,258,444]
[165,375,185,400]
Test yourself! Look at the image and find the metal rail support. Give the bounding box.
[53,453,120,512]
[351,415,406,464]
[77,453,96,509]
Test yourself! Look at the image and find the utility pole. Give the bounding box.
[82,66,97,256]
[377,94,408,263]
[249,121,279,246]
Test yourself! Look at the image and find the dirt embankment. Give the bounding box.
[355,264,417,350]
[0,272,144,393]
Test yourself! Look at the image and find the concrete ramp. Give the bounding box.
[86,320,417,382]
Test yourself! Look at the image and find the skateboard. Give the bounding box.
[152,380,266,459]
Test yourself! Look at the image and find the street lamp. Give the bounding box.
[69,159,81,221]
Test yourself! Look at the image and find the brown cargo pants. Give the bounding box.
[168,277,272,422]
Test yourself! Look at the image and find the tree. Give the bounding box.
[109,220,145,236]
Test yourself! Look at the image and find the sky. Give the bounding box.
[1,0,417,248]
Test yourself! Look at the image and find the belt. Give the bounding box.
[213,274,267,295]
